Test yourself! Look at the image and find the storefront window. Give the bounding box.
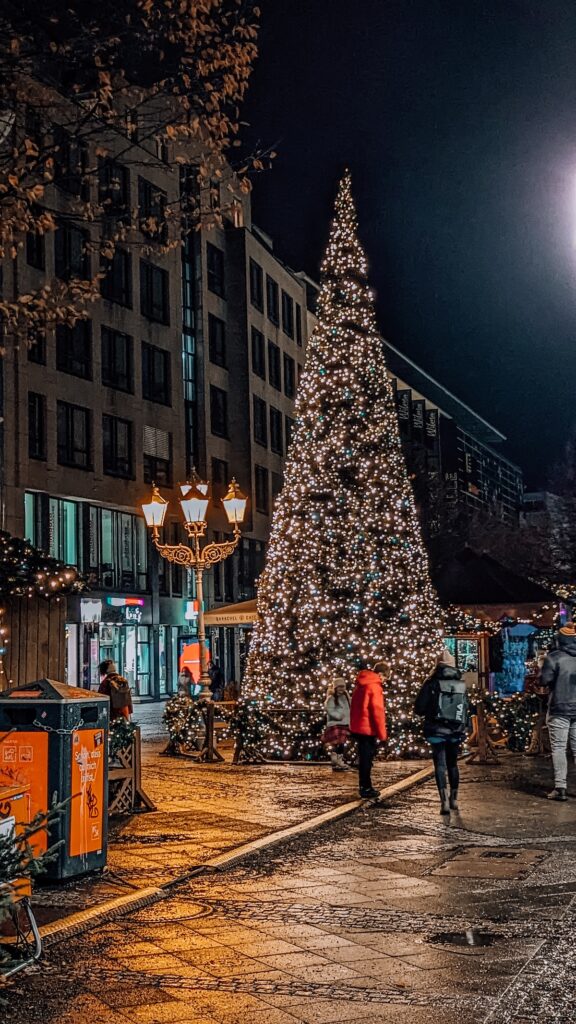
[159,625,168,695]
[137,626,151,695]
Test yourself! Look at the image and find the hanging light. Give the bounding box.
[142,486,169,533]
[222,478,248,526]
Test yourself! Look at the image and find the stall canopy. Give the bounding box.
[204,598,259,626]
[433,547,558,622]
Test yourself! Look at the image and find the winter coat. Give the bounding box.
[350,670,387,741]
[325,692,351,729]
[414,665,468,740]
[541,633,576,718]
[98,673,133,721]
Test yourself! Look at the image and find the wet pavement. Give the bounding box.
[4,752,576,1023]
[29,742,419,925]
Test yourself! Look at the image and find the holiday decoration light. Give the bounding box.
[243,170,444,758]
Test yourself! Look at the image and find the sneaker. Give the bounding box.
[360,787,380,799]
[547,788,568,801]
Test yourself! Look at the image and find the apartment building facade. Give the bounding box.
[1,105,310,699]
[384,340,523,527]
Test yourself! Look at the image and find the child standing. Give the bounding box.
[323,678,352,771]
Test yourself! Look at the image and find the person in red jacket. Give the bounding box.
[350,662,389,798]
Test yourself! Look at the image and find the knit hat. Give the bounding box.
[333,677,347,688]
[560,623,576,638]
[437,648,456,668]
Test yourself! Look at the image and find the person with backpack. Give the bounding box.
[540,623,576,801]
[414,649,468,815]
[323,677,352,771]
[350,662,388,799]
[98,659,133,721]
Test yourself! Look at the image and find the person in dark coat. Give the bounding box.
[540,623,576,801]
[414,649,468,815]
[208,659,225,701]
[98,659,133,722]
[350,663,388,799]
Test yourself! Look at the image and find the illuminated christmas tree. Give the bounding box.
[243,171,444,756]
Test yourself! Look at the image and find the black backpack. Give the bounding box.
[437,679,468,725]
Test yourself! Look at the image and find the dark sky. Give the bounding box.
[243,0,576,488]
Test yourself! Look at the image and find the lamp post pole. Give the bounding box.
[142,477,248,705]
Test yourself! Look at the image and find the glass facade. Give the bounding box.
[26,491,193,701]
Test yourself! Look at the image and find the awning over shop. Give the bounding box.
[204,598,259,626]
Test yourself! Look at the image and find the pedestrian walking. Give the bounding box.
[322,678,352,771]
[350,663,388,799]
[414,649,468,815]
[98,659,133,722]
[178,666,193,697]
[540,623,576,801]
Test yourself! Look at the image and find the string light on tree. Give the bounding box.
[243,170,444,757]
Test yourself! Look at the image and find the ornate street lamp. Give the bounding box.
[141,475,247,700]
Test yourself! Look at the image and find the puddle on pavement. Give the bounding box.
[429,928,498,948]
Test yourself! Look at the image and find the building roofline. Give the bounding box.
[382,338,507,448]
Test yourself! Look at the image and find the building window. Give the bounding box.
[138,177,168,242]
[266,275,279,324]
[255,465,269,515]
[210,385,228,438]
[211,457,229,499]
[28,392,46,461]
[295,303,303,347]
[140,260,169,324]
[285,415,295,449]
[208,314,227,368]
[249,258,263,310]
[57,401,92,470]
[207,242,225,297]
[103,414,133,478]
[54,129,88,198]
[101,248,132,307]
[253,396,267,447]
[268,340,281,390]
[281,290,294,338]
[251,326,265,378]
[55,224,90,280]
[26,225,45,270]
[283,353,295,398]
[56,320,92,379]
[271,471,283,504]
[142,342,171,405]
[270,406,283,455]
[28,332,46,365]
[101,327,133,392]
[143,425,171,485]
[98,158,130,222]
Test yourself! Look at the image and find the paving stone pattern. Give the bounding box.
[4,752,576,1023]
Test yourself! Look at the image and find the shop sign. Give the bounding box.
[81,599,103,623]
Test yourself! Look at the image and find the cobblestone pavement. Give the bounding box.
[4,752,576,1023]
[29,743,419,924]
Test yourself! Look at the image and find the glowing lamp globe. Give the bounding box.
[142,486,168,530]
[180,483,210,526]
[222,478,248,526]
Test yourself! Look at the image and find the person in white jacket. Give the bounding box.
[323,678,352,771]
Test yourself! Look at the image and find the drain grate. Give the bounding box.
[480,850,518,860]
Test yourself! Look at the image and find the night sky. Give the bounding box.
[244,0,576,488]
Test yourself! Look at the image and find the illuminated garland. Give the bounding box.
[163,694,206,753]
[481,693,541,753]
[243,171,444,759]
[109,717,137,759]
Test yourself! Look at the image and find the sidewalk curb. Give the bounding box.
[40,762,434,948]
